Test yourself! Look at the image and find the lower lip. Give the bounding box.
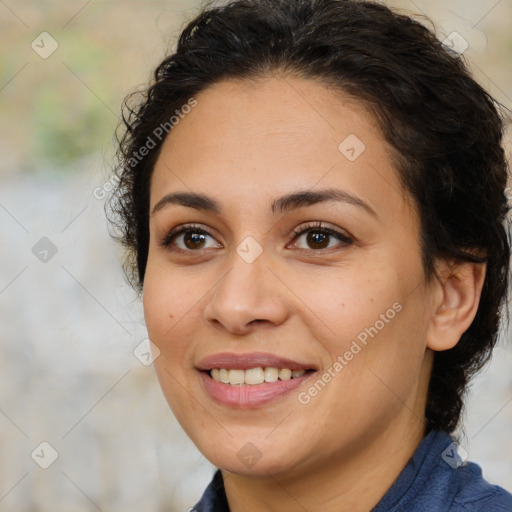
[199,371,315,408]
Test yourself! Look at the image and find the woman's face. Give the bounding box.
[143,76,435,477]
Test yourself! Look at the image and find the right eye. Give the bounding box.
[159,224,222,252]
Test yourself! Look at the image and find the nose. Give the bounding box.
[203,248,289,335]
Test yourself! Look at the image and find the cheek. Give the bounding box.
[142,280,168,344]
[309,256,426,384]
[143,258,194,329]
[143,269,187,355]
[143,274,196,412]
[300,263,401,346]
[143,266,213,378]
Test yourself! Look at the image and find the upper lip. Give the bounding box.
[196,352,317,371]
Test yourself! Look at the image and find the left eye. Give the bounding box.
[290,223,353,251]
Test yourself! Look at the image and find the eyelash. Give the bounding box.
[158,221,353,254]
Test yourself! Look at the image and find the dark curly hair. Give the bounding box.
[107,0,511,433]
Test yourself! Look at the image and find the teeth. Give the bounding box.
[228,369,245,385]
[219,368,229,384]
[278,368,292,380]
[245,367,264,385]
[264,367,279,383]
[209,367,308,385]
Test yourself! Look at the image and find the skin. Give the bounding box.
[143,75,486,512]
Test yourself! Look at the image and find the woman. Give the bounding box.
[107,0,512,510]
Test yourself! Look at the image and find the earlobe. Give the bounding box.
[426,260,486,352]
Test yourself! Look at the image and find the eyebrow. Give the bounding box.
[151,188,377,217]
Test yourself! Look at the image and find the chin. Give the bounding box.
[195,433,307,478]
[212,454,297,478]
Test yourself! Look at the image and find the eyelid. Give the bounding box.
[291,220,352,240]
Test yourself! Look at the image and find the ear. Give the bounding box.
[426,259,486,351]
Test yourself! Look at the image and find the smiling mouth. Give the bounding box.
[198,354,318,407]
[207,367,316,386]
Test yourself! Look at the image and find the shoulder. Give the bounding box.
[373,430,512,512]
[449,461,512,511]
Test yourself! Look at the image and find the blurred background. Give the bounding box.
[0,0,511,510]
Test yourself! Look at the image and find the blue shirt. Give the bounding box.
[191,430,512,511]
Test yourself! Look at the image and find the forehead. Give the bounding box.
[150,75,412,220]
